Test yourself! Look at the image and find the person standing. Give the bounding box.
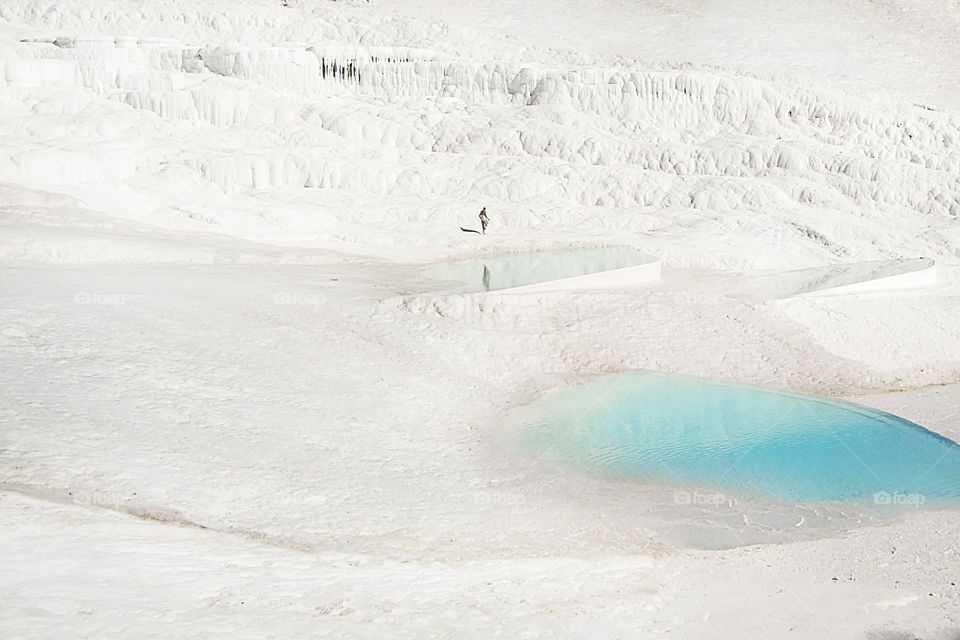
[479,207,489,234]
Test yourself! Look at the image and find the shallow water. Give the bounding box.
[424,246,655,292]
[733,257,934,299]
[519,371,960,503]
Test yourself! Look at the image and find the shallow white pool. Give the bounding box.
[424,246,659,292]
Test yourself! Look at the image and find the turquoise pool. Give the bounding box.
[519,371,960,502]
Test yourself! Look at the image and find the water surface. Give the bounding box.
[425,246,655,292]
[519,371,960,502]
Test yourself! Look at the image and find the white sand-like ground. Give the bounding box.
[1,0,958,637]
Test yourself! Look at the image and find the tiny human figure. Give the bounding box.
[479,207,489,234]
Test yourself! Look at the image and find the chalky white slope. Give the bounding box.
[1,0,959,637]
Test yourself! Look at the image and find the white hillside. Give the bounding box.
[380,0,960,111]
[1,0,958,267]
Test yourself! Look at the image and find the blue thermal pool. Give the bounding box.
[518,371,960,502]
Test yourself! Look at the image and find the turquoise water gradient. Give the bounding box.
[520,372,960,502]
